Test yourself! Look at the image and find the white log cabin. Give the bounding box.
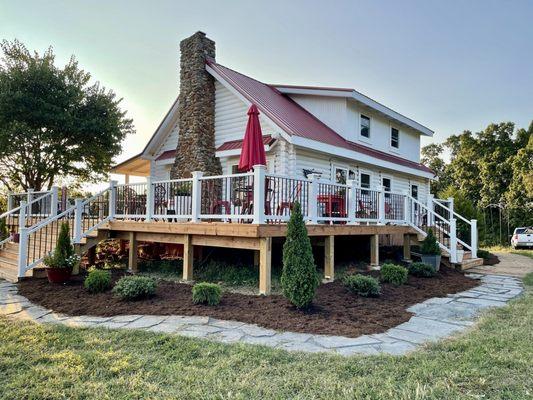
[0,32,482,291]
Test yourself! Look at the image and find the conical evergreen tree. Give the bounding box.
[55,222,74,265]
[281,202,319,309]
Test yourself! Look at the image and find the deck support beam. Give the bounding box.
[403,233,412,262]
[183,234,194,281]
[128,232,138,272]
[370,234,379,267]
[324,235,334,280]
[259,237,272,295]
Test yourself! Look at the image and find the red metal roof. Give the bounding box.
[207,60,433,175]
[155,150,176,161]
[217,135,275,152]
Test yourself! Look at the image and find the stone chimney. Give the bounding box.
[171,31,222,178]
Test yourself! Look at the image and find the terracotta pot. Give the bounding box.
[46,267,73,284]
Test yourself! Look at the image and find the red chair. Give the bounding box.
[277,182,302,215]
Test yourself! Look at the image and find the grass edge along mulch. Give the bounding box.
[1,274,532,399]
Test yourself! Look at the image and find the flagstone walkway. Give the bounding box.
[0,273,524,356]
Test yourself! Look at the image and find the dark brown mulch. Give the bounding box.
[483,253,500,265]
[18,268,478,338]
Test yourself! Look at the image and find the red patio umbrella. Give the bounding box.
[238,104,267,172]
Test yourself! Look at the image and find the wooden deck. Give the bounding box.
[99,220,419,294]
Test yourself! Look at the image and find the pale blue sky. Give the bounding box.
[1,0,532,164]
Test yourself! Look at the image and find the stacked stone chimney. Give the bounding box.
[171,31,222,178]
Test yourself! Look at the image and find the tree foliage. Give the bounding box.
[422,121,532,244]
[281,202,319,309]
[0,40,134,191]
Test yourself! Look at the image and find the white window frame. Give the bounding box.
[359,113,371,142]
[359,169,373,189]
[332,164,349,185]
[381,174,393,192]
[390,126,400,151]
[410,183,419,199]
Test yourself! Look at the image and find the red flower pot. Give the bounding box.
[46,267,73,284]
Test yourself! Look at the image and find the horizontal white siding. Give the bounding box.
[293,147,429,203]
[289,95,348,140]
[215,81,278,147]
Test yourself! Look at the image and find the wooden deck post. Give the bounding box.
[128,231,138,272]
[324,235,334,280]
[370,234,379,267]
[403,233,411,261]
[259,237,272,295]
[182,234,193,281]
[253,250,259,268]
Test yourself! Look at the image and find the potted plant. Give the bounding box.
[43,222,80,283]
[420,228,442,271]
[172,183,192,217]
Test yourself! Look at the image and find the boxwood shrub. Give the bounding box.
[380,263,408,286]
[112,276,156,300]
[408,262,436,278]
[84,269,112,293]
[192,282,222,306]
[342,274,380,297]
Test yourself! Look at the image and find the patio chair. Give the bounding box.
[277,182,302,215]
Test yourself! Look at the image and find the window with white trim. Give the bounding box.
[391,127,400,148]
[360,115,370,138]
[334,166,348,184]
[411,184,418,199]
[360,173,371,189]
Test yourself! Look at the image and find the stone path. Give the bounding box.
[469,252,533,278]
[0,274,524,356]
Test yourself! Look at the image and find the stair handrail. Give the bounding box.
[432,198,477,257]
[405,194,456,258]
[0,190,56,247]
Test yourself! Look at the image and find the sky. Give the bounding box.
[1,0,532,167]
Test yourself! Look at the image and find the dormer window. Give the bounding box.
[360,115,370,138]
[390,127,399,148]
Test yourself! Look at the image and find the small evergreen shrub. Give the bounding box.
[281,202,319,309]
[43,222,77,269]
[112,276,156,300]
[380,263,408,286]
[343,274,380,297]
[84,269,112,293]
[408,262,436,278]
[420,229,441,255]
[192,282,222,306]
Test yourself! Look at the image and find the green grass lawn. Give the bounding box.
[1,276,532,399]
[483,245,533,260]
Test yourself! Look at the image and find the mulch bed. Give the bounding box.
[483,253,500,265]
[18,268,478,338]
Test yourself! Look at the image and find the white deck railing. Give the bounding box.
[8,166,479,276]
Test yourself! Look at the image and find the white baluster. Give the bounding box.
[347,179,357,224]
[50,186,59,217]
[378,185,385,225]
[191,171,203,223]
[253,165,266,224]
[108,180,117,220]
[403,190,410,225]
[7,192,13,212]
[471,219,478,258]
[17,201,28,278]
[449,217,458,264]
[427,193,435,227]
[73,199,83,243]
[307,174,319,224]
[146,177,154,222]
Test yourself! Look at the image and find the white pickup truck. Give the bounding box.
[511,227,533,249]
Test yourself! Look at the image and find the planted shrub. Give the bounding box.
[112,276,156,300]
[281,202,319,309]
[408,262,436,278]
[192,282,222,306]
[84,269,112,293]
[420,229,441,255]
[380,263,408,286]
[343,274,380,297]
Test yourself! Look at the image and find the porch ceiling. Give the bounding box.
[111,154,151,177]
